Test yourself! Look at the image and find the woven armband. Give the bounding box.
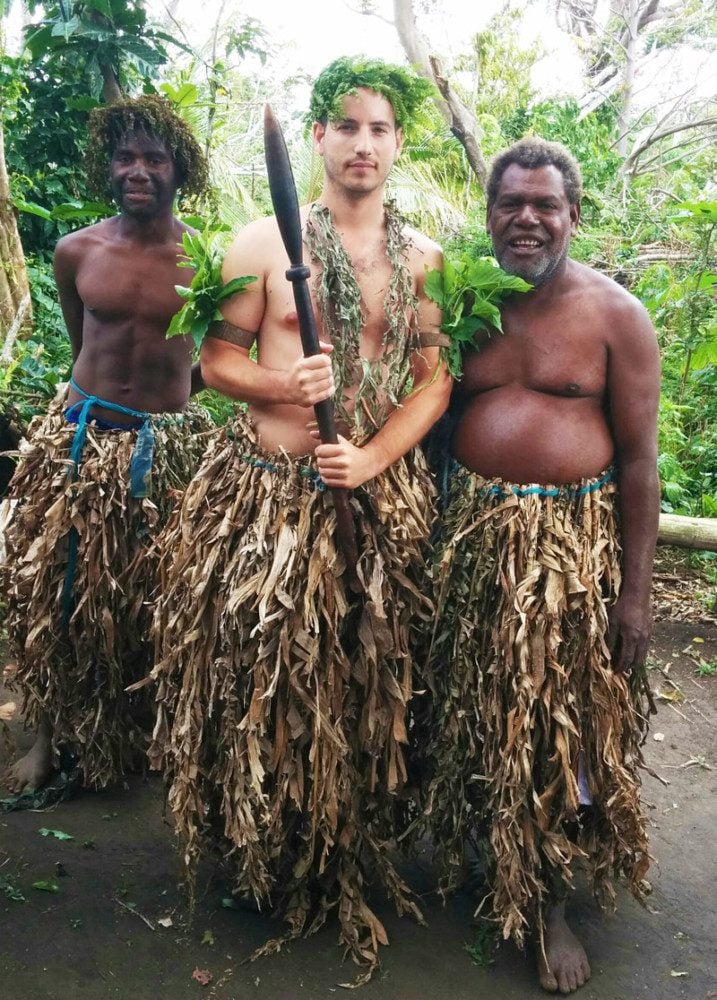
[419,330,451,348]
[206,320,256,349]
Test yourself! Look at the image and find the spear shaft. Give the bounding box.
[263,104,359,577]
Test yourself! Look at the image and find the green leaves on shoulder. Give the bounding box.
[167,229,257,351]
[425,252,531,378]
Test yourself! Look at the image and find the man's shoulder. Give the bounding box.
[224,216,281,269]
[54,218,115,264]
[568,259,650,324]
[229,215,281,249]
[174,217,197,238]
[402,224,442,266]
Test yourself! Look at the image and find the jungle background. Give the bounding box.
[0,0,715,535]
[0,5,715,998]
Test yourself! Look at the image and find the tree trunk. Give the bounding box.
[84,10,124,102]
[0,106,32,359]
[100,61,123,103]
[392,0,488,191]
[658,513,717,552]
[616,0,640,157]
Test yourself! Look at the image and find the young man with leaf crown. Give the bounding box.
[3,96,213,797]
[425,137,660,994]
[149,56,450,980]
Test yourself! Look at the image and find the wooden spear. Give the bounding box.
[263,104,359,579]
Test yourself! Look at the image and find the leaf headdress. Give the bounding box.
[308,56,435,141]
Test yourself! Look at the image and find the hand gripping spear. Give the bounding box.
[263,104,360,580]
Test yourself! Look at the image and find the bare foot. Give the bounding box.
[4,723,53,793]
[537,901,591,994]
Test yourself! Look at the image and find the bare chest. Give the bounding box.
[265,250,399,357]
[461,316,608,399]
[75,243,187,326]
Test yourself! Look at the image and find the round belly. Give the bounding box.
[452,387,614,485]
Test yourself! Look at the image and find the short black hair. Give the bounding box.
[487,137,582,207]
[86,95,208,200]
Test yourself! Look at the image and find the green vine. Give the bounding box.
[306,201,419,441]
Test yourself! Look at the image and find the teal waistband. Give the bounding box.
[241,454,327,492]
[480,467,615,500]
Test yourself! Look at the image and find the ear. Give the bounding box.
[394,126,404,161]
[570,200,580,233]
[312,121,326,155]
[485,201,493,235]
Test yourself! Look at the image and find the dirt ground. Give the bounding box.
[1,611,716,1000]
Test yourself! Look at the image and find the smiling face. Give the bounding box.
[109,131,179,219]
[486,163,580,286]
[313,88,403,198]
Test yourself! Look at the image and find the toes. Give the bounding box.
[558,964,575,994]
[539,967,559,993]
[538,961,558,993]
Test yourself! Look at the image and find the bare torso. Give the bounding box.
[250,207,433,454]
[57,216,196,425]
[452,261,619,484]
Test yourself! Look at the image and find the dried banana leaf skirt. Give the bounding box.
[427,467,651,949]
[3,399,214,788]
[150,411,434,978]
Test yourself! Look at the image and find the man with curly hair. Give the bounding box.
[427,137,660,994]
[3,96,213,795]
[149,57,450,980]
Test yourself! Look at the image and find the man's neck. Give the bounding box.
[116,209,177,245]
[317,183,387,232]
[518,256,576,309]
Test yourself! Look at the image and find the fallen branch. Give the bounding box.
[658,513,717,552]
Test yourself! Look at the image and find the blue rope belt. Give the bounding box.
[64,377,155,498]
[241,454,327,492]
[61,378,155,630]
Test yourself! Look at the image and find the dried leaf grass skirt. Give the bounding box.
[426,468,652,952]
[150,412,435,979]
[3,399,214,788]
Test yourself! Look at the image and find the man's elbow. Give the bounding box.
[432,365,453,417]
[200,340,224,392]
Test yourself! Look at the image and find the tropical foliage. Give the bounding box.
[1,0,715,524]
[167,228,256,349]
[425,254,531,377]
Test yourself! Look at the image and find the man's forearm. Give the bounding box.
[617,456,660,601]
[361,368,451,476]
[201,342,292,405]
